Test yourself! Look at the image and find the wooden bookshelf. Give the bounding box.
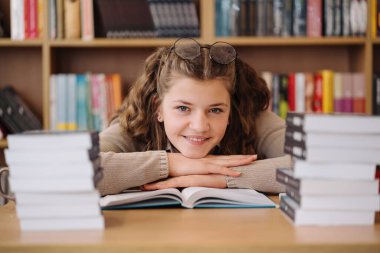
[0,0,378,145]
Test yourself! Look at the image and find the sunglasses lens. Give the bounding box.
[174,38,200,60]
[210,42,236,64]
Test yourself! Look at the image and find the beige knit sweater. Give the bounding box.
[97,110,291,196]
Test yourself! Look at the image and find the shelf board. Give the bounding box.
[216,37,367,46]
[46,37,368,48]
[0,139,7,149]
[48,38,180,47]
[0,39,43,47]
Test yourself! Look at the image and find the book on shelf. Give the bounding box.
[63,0,81,39]
[276,169,379,195]
[279,195,376,226]
[100,187,276,209]
[291,160,380,180]
[285,112,380,134]
[373,73,380,115]
[284,186,380,211]
[19,216,104,231]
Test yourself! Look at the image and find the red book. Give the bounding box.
[312,73,323,112]
[28,0,38,39]
[24,0,30,39]
[288,73,296,111]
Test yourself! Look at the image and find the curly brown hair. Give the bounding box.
[118,43,270,155]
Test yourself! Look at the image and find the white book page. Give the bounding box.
[181,187,273,208]
[99,188,182,207]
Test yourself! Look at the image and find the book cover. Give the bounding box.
[284,140,380,163]
[285,127,380,149]
[64,0,81,39]
[81,0,95,40]
[100,187,276,209]
[276,169,380,195]
[285,186,380,211]
[306,0,322,37]
[6,130,99,150]
[285,111,380,134]
[292,160,380,180]
[320,69,334,113]
[280,195,376,226]
[20,216,104,231]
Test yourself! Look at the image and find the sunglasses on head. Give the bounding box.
[171,38,237,65]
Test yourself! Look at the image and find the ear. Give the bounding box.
[157,107,163,122]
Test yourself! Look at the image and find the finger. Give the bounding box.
[206,154,257,160]
[207,155,257,167]
[205,165,241,177]
[144,175,226,190]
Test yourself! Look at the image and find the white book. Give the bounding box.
[285,190,380,211]
[15,191,100,205]
[284,144,380,164]
[20,216,104,231]
[295,72,305,112]
[100,187,276,209]
[280,196,375,226]
[11,0,24,40]
[285,130,380,149]
[4,146,98,165]
[276,169,379,195]
[6,130,98,150]
[286,112,380,134]
[9,176,98,192]
[16,203,101,219]
[9,158,100,179]
[293,160,378,180]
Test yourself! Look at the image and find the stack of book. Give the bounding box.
[4,130,104,231]
[277,112,380,225]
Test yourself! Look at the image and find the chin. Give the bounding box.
[179,149,210,159]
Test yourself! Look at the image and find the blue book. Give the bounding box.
[100,187,276,209]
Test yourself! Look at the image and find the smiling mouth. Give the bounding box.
[183,136,210,145]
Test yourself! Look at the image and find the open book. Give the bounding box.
[99,187,276,209]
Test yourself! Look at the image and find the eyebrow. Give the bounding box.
[172,100,229,107]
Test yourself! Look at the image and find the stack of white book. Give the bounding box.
[4,130,104,231]
[277,112,380,226]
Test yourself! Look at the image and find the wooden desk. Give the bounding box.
[0,198,379,253]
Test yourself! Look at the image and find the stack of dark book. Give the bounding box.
[4,130,104,231]
[277,112,380,225]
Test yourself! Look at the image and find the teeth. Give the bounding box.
[187,137,206,142]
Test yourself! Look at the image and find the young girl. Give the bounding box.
[98,38,291,196]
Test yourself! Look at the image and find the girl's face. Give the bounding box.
[157,76,231,158]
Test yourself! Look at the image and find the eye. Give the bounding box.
[209,108,223,114]
[176,106,190,112]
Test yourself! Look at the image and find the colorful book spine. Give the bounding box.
[320,70,334,113]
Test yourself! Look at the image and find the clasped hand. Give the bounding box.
[143,153,257,190]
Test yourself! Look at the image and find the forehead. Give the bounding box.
[164,76,231,102]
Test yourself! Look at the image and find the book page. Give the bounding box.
[181,187,276,208]
[99,188,183,208]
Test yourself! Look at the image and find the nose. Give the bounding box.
[189,111,210,132]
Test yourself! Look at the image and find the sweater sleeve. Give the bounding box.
[97,122,169,196]
[226,110,291,193]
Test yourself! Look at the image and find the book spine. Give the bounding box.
[287,73,296,111]
[341,72,353,112]
[374,74,380,115]
[306,0,322,37]
[304,73,314,112]
[295,72,305,112]
[333,72,344,112]
[279,197,296,222]
[283,141,307,160]
[312,73,323,112]
[320,70,334,113]
[81,0,95,40]
[276,169,301,189]
[64,0,81,39]
[352,72,366,113]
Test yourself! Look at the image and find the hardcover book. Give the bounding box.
[276,169,379,195]
[100,187,276,209]
[285,112,380,134]
[280,195,376,225]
